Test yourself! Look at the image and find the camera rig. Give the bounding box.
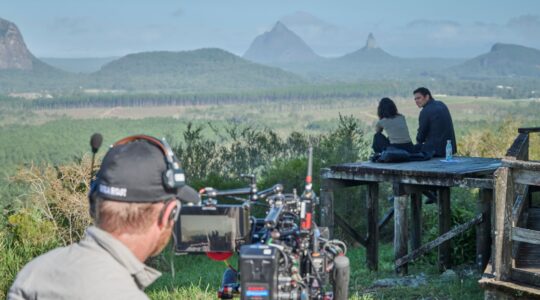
[174,147,350,300]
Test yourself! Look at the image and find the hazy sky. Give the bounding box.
[1,0,539,58]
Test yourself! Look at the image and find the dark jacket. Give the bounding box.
[416,99,457,157]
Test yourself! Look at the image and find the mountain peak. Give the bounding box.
[364,33,378,49]
[273,21,288,31]
[0,17,34,70]
[243,22,320,63]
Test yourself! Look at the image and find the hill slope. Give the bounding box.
[448,43,540,78]
[40,57,118,73]
[89,48,304,92]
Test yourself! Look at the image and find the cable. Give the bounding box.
[267,243,289,270]
[322,239,347,255]
[170,229,178,277]
[307,255,326,296]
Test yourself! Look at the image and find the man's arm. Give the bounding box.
[416,110,429,144]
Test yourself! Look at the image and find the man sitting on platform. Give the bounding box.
[413,87,457,157]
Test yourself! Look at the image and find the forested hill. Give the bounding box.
[448,43,540,78]
[0,58,74,93]
[88,48,304,92]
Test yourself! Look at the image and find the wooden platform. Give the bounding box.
[328,157,501,187]
[320,156,501,274]
[476,128,540,298]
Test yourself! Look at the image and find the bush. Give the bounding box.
[0,209,60,298]
[10,156,93,245]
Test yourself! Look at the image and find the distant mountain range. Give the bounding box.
[0,18,303,93]
[243,23,464,80]
[1,17,539,95]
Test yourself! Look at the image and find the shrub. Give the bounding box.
[10,156,93,245]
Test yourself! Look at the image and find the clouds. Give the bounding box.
[507,14,540,38]
[279,11,368,56]
[47,17,90,35]
[171,8,184,18]
[406,19,460,29]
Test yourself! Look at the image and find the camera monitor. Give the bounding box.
[174,204,250,253]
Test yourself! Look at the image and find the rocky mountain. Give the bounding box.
[243,22,321,64]
[0,18,74,93]
[338,33,396,63]
[447,43,540,78]
[0,17,34,70]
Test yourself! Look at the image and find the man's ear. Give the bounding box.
[159,200,179,228]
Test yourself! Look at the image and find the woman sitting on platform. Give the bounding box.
[372,97,414,153]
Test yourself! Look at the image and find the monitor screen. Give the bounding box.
[174,205,249,253]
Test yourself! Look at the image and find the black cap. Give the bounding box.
[93,139,200,204]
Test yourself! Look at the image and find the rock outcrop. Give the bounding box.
[0,17,34,70]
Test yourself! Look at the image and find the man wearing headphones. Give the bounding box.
[8,136,200,300]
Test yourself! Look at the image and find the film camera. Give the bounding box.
[174,148,350,300]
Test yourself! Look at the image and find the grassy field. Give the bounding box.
[1,96,539,174]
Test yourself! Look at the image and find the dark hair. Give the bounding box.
[413,87,433,99]
[377,97,399,119]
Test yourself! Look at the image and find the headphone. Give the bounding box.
[89,135,184,223]
[158,199,181,225]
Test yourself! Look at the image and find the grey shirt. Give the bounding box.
[375,115,412,144]
[8,226,161,300]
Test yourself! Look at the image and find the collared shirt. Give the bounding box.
[8,226,161,300]
[416,99,457,157]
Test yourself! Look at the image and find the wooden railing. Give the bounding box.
[492,127,540,286]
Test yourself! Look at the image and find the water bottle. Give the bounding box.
[446,140,453,161]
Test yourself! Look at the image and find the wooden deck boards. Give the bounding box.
[330,156,501,180]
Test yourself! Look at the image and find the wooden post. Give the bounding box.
[410,192,422,251]
[320,176,335,238]
[476,188,493,272]
[394,184,408,275]
[366,183,379,271]
[493,167,514,281]
[438,187,452,271]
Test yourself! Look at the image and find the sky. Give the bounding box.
[1,0,540,58]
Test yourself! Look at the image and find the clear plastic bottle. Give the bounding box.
[446,140,453,161]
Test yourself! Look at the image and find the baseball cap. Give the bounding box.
[92,139,200,204]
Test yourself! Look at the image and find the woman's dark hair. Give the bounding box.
[377,97,400,119]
